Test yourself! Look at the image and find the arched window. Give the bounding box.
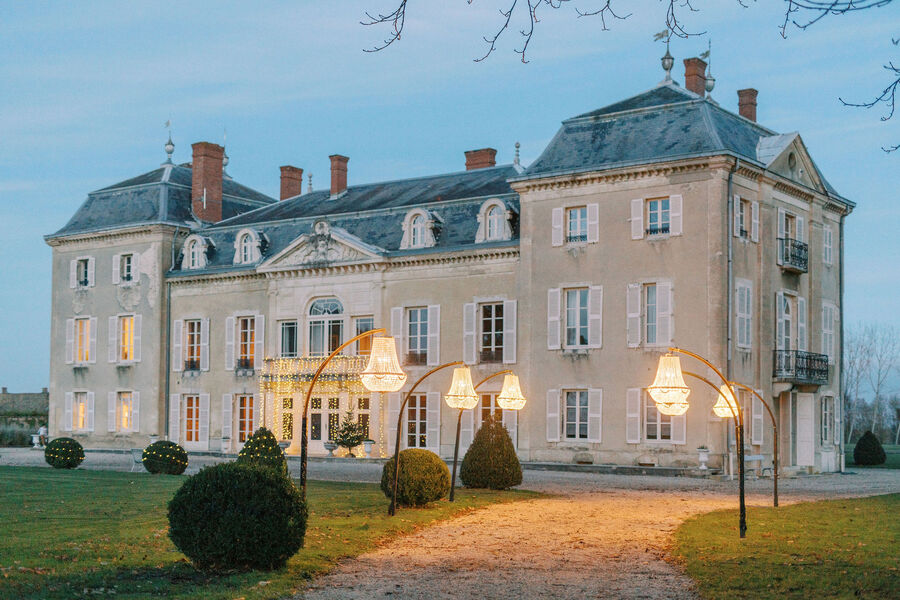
[232,228,262,265]
[475,199,512,243]
[410,215,426,248]
[238,234,254,264]
[309,298,344,356]
[181,234,210,270]
[486,205,504,241]
[187,241,201,269]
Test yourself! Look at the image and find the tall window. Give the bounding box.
[185,319,201,370]
[566,206,587,242]
[73,391,88,430]
[480,303,504,362]
[644,284,658,345]
[119,254,133,282]
[646,198,670,235]
[238,395,254,442]
[737,199,750,238]
[327,397,340,442]
[358,397,370,438]
[75,317,91,363]
[823,226,834,265]
[822,304,836,363]
[118,315,134,362]
[407,307,428,364]
[355,316,374,356]
[309,298,344,356]
[187,241,202,269]
[310,398,323,441]
[564,390,588,440]
[821,396,834,444]
[407,394,427,448]
[237,316,255,368]
[480,393,503,426]
[410,215,426,248]
[281,397,294,440]
[117,391,133,432]
[780,295,793,351]
[564,289,588,348]
[76,258,90,287]
[645,394,672,441]
[736,282,752,349]
[184,395,200,443]
[486,205,504,241]
[782,212,797,239]
[279,320,298,358]
[238,234,254,264]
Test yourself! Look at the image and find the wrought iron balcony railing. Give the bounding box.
[778,237,808,273]
[237,357,254,370]
[774,350,828,384]
[184,358,200,371]
[566,234,587,243]
[646,225,670,236]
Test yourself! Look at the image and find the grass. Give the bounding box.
[673,494,900,599]
[845,443,900,469]
[0,466,537,599]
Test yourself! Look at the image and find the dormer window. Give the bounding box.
[232,228,263,265]
[181,235,209,270]
[239,235,253,263]
[487,206,503,240]
[475,199,513,243]
[400,209,439,249]
[188,241,201,268]
[411,215,426,248]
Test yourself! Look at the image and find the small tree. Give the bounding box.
[335,408,366,457]
[459,414,522,490]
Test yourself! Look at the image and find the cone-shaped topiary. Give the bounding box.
[44,437,84,469]
[853,430,887,466]
[168,462,307,572]
[237,427,287,474]
[380,448,450,507]
[460,414,522,489]
[142,441,188,475]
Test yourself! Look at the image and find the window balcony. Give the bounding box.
[773,350,828,385]
[778,237,808,273]
[566,234,587,243]
[479,348,503,363]
[236,357,254,370]
[184,359,200,371]
[645,225,670,236]
[406,351,427,365]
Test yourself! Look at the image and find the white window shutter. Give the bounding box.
[108,391,117,432]
[824,226,833,265]
[502,409,518,448]
[251,396,259,431]
[108,316,118,363]
[169,394,181,442]
[254,314,265,368]
[798,296,807,351]
[796,215,806,243]
[88,317,97,363]
[200,318,210,371]
[199,393,210,444]
[671,412,686,445]
[86,392,95,431]
[669,195,683,236]
[833,396,841,446]
[733,195,742,237]
[391,306,404,354]
[546,389,559,442]
[132,391,140,433]
[460,409,474,452]
[630,199,644,239]
[69,260,77,288]
[625,388,641,443]
[751,201,760,243]
[133,314,142,362]
[588,286,603,348]
[132,253,141,279]
[503,299,517,364]
[87,257,95,287]
[751,396,764,445]
[225,316,235,370]
[387,392,401,453]
[551,207,564,247]
[172,319,183,372]
[626,284,641,348]
[547,288,561,350]
[426,305,440,366]
[777,208,786,264]
[775,292,785,350]
[222,394,233,439]
[112,254,121,284]
[587,388,602,443]
[657,281,673,345]
[587,203,600,243]
[426,391,440,453]
[64,392,73,431]
[463,302,477,365]
[65,319,74,364]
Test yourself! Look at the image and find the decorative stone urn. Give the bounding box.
[323,441,337,457]
[363,439,375,458]
[697,447,710,470]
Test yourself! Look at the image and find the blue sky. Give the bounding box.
[1,2,898,391]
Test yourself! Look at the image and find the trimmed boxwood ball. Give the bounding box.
[460,414,522,490]
[44,437,84,469]
[237,427,287,475]
[142,441,188,475]
[168,462,307,572]
[854,431,887,466]
[381,448,450,507]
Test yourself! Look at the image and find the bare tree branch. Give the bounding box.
[361,0,409,53]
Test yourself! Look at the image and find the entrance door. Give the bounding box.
[796,393,815,467]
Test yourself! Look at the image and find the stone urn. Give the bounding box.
[697,447,710,470]
[323,441,337,457]
[278,440,290,456]
[148,434,159,445]
[363,439,375,458]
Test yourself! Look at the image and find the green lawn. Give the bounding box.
[845,443,900,469]
[0,466,536,599]
[673,494,900,599]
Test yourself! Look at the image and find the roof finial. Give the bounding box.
[308,173,313,193]
[703,40,715,95]
[656,29,674,84]
[514,141,521,166]
[163,119,174,165]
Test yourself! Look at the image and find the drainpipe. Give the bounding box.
[164,227,180,440]
[725,157,740,474]
[838,211,846,472]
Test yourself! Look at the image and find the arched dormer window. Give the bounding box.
[475,199,513,243]
[308,297,345,356]
[181,234,210,270]
[400,208,439,250]
[411,215,425,247]
[232,228,263,265]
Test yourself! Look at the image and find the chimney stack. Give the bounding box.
[464,148,497,171]
[329,154,349,197]
[280,165,304,200]
[738,88,758,122]
[683,57,707,97]
[191,142,224,222]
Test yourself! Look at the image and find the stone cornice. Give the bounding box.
[45,223,187,247]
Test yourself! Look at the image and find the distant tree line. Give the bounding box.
[844,323,900,444]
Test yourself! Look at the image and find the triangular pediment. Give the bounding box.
[259,223,384,271]
[757,133,825,193]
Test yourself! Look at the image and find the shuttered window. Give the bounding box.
[823,226,834,266]
[736,280,753,349]
[822,303,837,363]
[406,394,428,448]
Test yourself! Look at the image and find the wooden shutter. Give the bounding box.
[169,394,181,442]
[108,317,118,363]
[669,195,683,236]
[657,281,673,345]
[132,253,141,280]
[751,396,764,445]
[69,260,77,288]
[133,314,142,362]
[222,394,233,439]
[547,288,561,350]
[65,319,74,364]
[777,208,786,264]
[254,315,265,368]
[775,292,785,350]
[463,302,477,365]
[390,307,403,337]
[630,199,644,239]
[172,319,183,372]
[251,396,259,432]
[502,409,518,448]
[132,391,140,433]
[87,257,95,287]
[833,396,841,447]
[199,393,210,444]
[626,284,641,348]
[225,316,235,370]
[426,391,440,453]
[460,409,474,452]
[586,286,603,348]
[64,392,73,431]
[200,318,210,371]
[551,207,564,246]
[112,254,121,284]
[796,215,806,243]
[88,317,97,363]
[733,195,742,237]
[824,226,833,265]
[796,393,815,466]
[387,392,401,453]
[670,412,686,445]
[426,305,440,366]
[503,299,517,364]
[108,391,117,432]
[797,296,807,351]
[546,389,559,442]
[751,201,760,243]
[587,388,602,443]
[625,388,641,443]
[587,203,600,243]
[86,392,95,431]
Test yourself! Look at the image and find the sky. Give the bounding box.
[1,1,898,391]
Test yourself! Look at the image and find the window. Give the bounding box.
[237,316,255,369]
[310,398,322,441]
[822,303,836,363]
[736,281,752,349]
[76,259,90,287]
[279,320,299,358]
[407,394,428,448]
[327,397,340,442]
[401,209,437,249]
[281,397,294,440]
[309,298,344,356]
[407,307,428,364]
[480,303,504,362]
[358,397,370,438]
[782,211,796,240]
[480,393,504,426]
[564,390,588,440]
[238,395,254,442]
[737,199,750,239]
[410,215,426,248]
[645,395,672,441]
[823,226,833,265]
[187,240,202,269]
[238,234,254,264]
[355,316,374,356]
[821,396,834,444]
[486,205,504,241]
[75,317,91,363]
[118,315,135,361]
[185,319,201,370]
[117,391,134,432]
[646,198,670,236]
[644,284,658,345]
[119,254,133,282]
[184,395,200,443]
[73,391,88,430]
[564,289,589,348]
[566,207,587,243]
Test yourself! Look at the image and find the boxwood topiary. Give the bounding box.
[380,448,450,507]
[237,427,287,474]
[44,437,84,469]
[853,430,887,466]
[142,441,188,475]
[460,414,522,490]
[168,462,307,572]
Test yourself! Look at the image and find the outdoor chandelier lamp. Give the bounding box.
[444,367,479,410]
[360,337,407,392]
[647,353,691,416]
[496,373,526,411]
[713,384,741,419]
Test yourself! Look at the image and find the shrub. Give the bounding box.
[460,414,523,490]
[44,437,84,469]
[854,431,887,466]
[142,441,188,475]
[380,448,450,507]
[168,462,307,572]
[237,427,287,474]
[0,423,32,447]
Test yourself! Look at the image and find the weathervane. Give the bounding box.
[656,29,674,83]
[702,40,715,95]
[163,119,174,165]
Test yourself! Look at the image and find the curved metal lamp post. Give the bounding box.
[730,381,779,507]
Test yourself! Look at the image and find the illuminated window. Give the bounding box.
[117,391,133,432]
[238,395,254,442]
[406,307,428,364]
[566,206,587,243]
[644,393,672,441]
[309,298,344,356]
[118,315,134,362]
[281,397,294,440]
[565,288,589,348]
[327,397,340,442]
[406,394,427,448]
[184,395,200,442]
[310,397,322,441]
[354,316,374,356]
[73,391,87,430]
[480,303,503,362]
[75,317,91,363]
[185,319,201,370]
[646,198,670,236]
[358,397,370,439]
[237,316,255,369]
[480,393,504,425]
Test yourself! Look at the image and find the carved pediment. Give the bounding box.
[261,220,384,271]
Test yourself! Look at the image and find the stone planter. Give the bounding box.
[31,434,41,449]
[278,440,290,456]
[323,441,337,457]
[697,448,710,470]
[363,439,375,458]
[148,435,159,445]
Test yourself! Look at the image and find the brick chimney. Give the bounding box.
[280,165,304,200]
[738,88,758,122]
[329,154,349,197]
[191,142,224,222]
[683,57,707,97]
[464,148,497,170]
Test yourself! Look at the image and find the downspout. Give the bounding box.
[725,157,740,474]
[838,211,846,472]
[164,227,180,440]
